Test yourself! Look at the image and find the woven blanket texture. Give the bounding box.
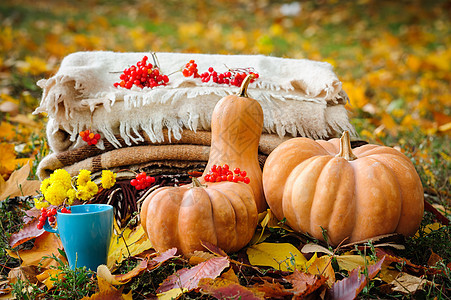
[34,51,355,179]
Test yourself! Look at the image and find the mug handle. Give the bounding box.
[43,219,57,233]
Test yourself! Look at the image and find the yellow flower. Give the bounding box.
[34,197,49,210]
[40,178,51,194]
[101,170,116,189]
[44,182,67,206]
[85,180,99,197]
[66,188,76,205]
[76,180,98,201]
[77,169,91,187]
[49,169,72,191]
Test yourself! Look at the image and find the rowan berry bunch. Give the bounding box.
[114,56,169,89]
[130,171,156,190]
[200,68,259,87]
[79,129,101,145]
[204,164,250,184]
[36,207,71,230]
[181,59,259,87]
[182,60,199,78]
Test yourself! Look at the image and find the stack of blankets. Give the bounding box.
[34,51,355,180]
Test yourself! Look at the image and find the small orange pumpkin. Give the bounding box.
[140,178,257,256]
[262,131,424,245]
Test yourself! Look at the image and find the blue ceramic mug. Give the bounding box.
[44,204,113,271]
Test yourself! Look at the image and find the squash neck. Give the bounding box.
[335,131,357,161]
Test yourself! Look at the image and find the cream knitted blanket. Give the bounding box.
[34,51,355,155]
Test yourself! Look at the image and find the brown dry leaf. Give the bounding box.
[9,218,45,249]
[391,273,428,294]
[254,279,293,299]
[189,250,216,265]
[156,256,230,294]
[7,231,66,268]
[7,266,39,284]
[427,251,443,267]
[286,270,328,298]
[0,161,40,200]
[301,243,334,256]
[199,277,265,300]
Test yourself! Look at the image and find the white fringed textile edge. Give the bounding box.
[34,51,355,153]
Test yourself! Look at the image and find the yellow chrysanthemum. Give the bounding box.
[76,188,91,201]
[76,181,98,201]
[66,188,76,205]
[40,178,51,194]
[101,170,116,189]
[44,182,67,206]
[34,197,49,210]
[49,169,72,191]
[85,180,99,196]
[77,169,91,187]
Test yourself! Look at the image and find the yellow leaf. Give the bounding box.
[157,287,188,300]
[107,225,152,269]
[247,242,308,271]
[306,254,335,285]
[36,269,65,290]
[414,223,444,238]
[0,143,17,179]
[335,255,373,272]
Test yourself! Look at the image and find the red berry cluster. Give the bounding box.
[204,164,250,184]
[130,172,156,190]
[37,207,71,230]
[201,68,259,87]
[181,60,259,87]
[182,60,199,78]
[80,129,101,145]
[114,56,169,89]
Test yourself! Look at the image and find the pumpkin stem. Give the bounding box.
[238,74,254,98]
[336,131,357,161]
[191,176,207,188]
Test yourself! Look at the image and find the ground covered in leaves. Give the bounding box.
[0,0,450,299]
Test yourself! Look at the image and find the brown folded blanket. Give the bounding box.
[37,129,290,179]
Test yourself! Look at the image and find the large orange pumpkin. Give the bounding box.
[140,75,263,256]
[262,131,424,245]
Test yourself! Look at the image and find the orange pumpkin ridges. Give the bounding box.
[140,177,258,257]
[262,130,424,246]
